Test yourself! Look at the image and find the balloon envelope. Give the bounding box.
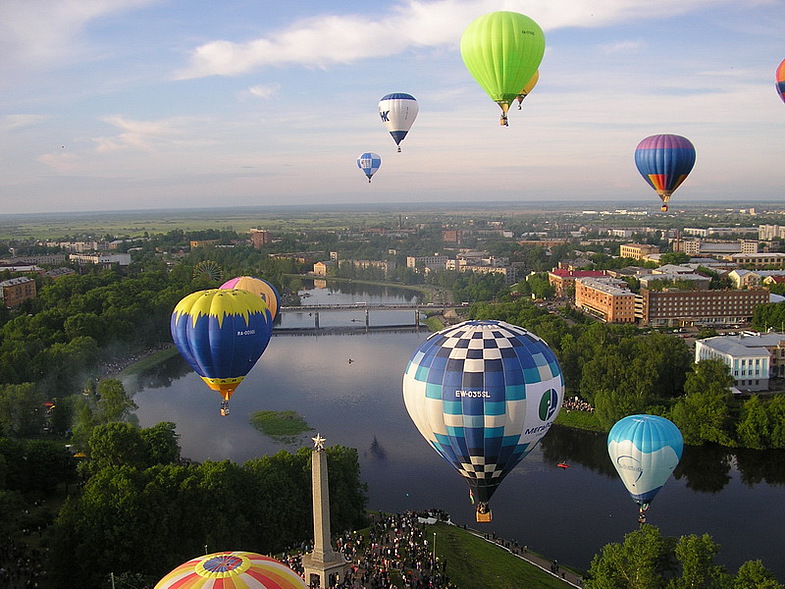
[357,152,382,182]
[516,70,539,108]
[221,276,280,319]
[634,134,696,211]
[402,320,563,513]
[776,58,785,104]
[379,92,419,151]
[170,289,273,405]
[460,11,545,124]
[155,551,307,589]
[607,414,683,506]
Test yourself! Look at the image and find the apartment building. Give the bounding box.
[619,243,659,261]
[574,278,636,323]
[0,277,37,308]
[635,288,769,327]
[548,269,607,298]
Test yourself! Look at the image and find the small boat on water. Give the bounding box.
[557,463,571,469]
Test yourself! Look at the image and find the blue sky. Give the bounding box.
[1,0,783,214]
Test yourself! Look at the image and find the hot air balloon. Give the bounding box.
[516,70,539,109]
[155,551,307,589]
[171,289,273,416]
[402,320,563,522]
[776,58,785,104]
[460,11,545,126]
[221,276,281,320]
[607,414,683,524]
[357,152,381,182]
[634,134,696,212]
[378,92,419,152]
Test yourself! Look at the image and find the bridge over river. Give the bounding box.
[275,302,467,333]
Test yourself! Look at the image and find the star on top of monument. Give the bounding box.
[312,433,326,450]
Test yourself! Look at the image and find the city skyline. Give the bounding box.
[1,0,783,214]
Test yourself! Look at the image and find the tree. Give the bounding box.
[732,560,783,588]
[736,395,772,450]
[86,422,147,471]
[0,382,46,438]
[96,378,137,423]
[586,524,674,588]
[140,421,180,466]
[671,533,728,588]
[670,360,734,446]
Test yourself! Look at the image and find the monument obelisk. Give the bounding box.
[301,434,348,588]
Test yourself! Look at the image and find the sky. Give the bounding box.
[1,0,784,215]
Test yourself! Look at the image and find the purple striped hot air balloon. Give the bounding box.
[776,58,785,105]
[634,134,696,212]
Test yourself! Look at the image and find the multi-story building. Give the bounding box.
[69,253,132,267]
[547,269,607,298]
[695,332,785,391]
[0,277,37,308]
[758,224,785,241]
[620,243,659,261]
[635,288,769,327]
[406,255,447,270]
[728,253,785,268]
[575,278,636,323]
[249,229,273,249]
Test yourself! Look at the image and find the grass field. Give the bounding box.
[249,410,314,442]
[424,521,575,589]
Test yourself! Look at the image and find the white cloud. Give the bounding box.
[600,40,646,55]
[247,83,281,99]
[0,0,159,71]
[92,115,188,153]
[1,114,49,131]
[176,0,732,78]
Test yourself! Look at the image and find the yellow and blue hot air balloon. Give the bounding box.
[220,276,281,320]
[402,320,563,522]
[171,289,273,416]
[357,152,381,182]
[607,414,683,524]
[634,134,696,212]
[378,92,419,152]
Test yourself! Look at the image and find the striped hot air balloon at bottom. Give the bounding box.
[155,551,307,589]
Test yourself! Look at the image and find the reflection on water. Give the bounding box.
[132,282,785,579]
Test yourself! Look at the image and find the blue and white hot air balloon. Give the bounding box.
[378,93,419,152]
[402,320,563,522]
[607,414,683,523]
[357,152,381,183]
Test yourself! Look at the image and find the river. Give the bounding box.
[131,281,785,579]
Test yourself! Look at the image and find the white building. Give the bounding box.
[695,333,785,392]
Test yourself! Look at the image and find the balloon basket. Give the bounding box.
[476,505,492,523]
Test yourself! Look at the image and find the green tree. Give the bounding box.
[86,422,147,471]
[96,378,137,422]
[732,560,783,588]
[670,360,734,446]
[670,533,728,588]
[0,382,46,438]
[140,421,181,466]
[736,395,772,450]
[586,524,674,588]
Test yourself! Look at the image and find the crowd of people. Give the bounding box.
[561,395,594,412]
[0,538,46,588]
[283,510,456,589]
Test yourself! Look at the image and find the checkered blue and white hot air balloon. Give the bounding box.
[357,152,381,183]
[402,320,563,522]
[607,414,683,524]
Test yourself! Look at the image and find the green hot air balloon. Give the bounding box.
[460,11,545,126]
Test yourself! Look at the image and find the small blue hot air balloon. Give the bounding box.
[378,93,419,152]
[171,289,273,416]
[357,152,381,183]
[402,320,564,522]
[607,414,683,523]
[634,134,696,212]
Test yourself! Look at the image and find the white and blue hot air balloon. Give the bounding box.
[357,152,381,183]
[378,92,419,152]
[607,414,683,523]
[402,320,563,522]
